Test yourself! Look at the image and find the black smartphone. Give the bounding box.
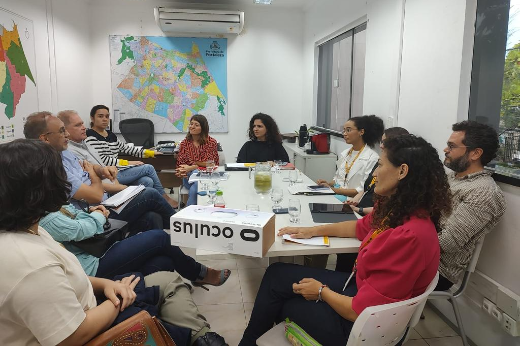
[309,203,353,214]
[273,208,289,214]
[307,185,331,191]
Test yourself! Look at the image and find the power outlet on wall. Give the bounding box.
[502,312,520,337]
[482,298,494,314]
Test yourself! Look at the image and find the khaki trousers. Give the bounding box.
[145,271,210,344]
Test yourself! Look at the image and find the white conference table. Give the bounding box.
[196,168,361,257]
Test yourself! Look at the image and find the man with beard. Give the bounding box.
[437,121,506,290]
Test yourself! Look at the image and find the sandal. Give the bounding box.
[192,268,231,291]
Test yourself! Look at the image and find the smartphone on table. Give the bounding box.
[309,203,353,214]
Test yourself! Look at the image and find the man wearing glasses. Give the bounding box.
[437,121,506,290]
[23,111,175,236]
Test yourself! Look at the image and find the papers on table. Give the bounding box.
[287,185,335,195]
[102,185,145,210]
[224,163,256,171]
[282,234,330,247]
[188,171,230,183]
[116,164,137,170]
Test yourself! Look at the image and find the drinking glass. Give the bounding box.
[271,188,283,210]
[210,172,221,189]
[246,204,260,218]
[206,160,215,173]
[199,171,210,191]
[274,160,283,174]
[207,182,217,205]
[289,170,298,186]
[288,199,301,223]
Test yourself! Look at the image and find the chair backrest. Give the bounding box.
[451,235,486,297]
[346,272,439,346]
[119,118,155,149]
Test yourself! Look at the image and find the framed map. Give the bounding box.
[0,7,38,143]
[109,36,228,133]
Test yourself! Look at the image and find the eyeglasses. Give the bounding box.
[44,127,67,136]
[446,143,471,151]
[342,127,358,134]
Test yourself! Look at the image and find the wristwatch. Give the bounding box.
[358,207,364,215]
[316,285,328,303]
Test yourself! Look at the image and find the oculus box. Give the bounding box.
[170,205,275,257]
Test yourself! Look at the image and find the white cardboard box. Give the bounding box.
[170,205,275,257]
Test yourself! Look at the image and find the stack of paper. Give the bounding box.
[287,185,335,195]
[282,234,330,247]
[102,185,145,209]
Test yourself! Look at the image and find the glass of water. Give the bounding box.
[210,172,221,189]
[199,171,210,191]
[246,204,260,217]
[289,170,298,186]
[288,199,301,223]
[274,160,283,174]
[271,188,283,210]
[207,182,217,205]
[206,160,215,173]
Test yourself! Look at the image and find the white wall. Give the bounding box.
[88,0,304,161]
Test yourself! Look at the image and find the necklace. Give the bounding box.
[344,145,365,177]
[25,228,39,236]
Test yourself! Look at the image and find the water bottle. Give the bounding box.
[214,190,225,208]
[298,124,308,147]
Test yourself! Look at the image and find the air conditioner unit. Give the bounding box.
[154,8,244,35]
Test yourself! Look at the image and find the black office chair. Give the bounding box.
[119,118,155,149]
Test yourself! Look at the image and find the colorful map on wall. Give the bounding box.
[109,36,228,133]
[0,8,37,143]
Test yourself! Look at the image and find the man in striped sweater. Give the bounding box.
[437,121,506,290]
[57,110,179,209]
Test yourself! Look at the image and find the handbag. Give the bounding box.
[85,310,176,346]
[71,218,128,258]
[284,318,322,346]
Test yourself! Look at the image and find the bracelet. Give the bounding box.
[358,207,364,215]
[316,285,328,303]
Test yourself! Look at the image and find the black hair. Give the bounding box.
[248,113,282,143]
[384,127,409,138]
[349,115,385,148]
[90,105,110,128]
[0,139,71,232]
[373,134,452,231]
[452,120,499,166]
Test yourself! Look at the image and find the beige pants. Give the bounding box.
[145,271,210,344]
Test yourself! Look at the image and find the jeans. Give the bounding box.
[109,187,175,235]
[183,170,199,206]
[96,229,202,280]
[117,164,166,196]
[239,263,356,346]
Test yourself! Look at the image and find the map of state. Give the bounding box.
[110,36,228,133]
[0,23,35,119]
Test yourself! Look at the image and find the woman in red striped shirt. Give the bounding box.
[176,114,219,206]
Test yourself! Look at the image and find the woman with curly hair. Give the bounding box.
[236,113,289,163]
[317,115,384,202]
[239,134,452,346]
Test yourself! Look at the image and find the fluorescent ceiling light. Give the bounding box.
[254,0,272,4]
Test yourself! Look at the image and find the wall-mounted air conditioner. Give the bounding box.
[154,8,245,35]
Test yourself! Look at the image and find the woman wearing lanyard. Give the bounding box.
[317,115,384,202]
[239,134,452,346]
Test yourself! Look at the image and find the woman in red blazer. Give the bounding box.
[239,135,452,346]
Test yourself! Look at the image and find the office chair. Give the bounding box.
[119,118,155,149]
[257,273,439,346]
[428,236,486,346]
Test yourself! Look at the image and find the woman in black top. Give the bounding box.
[86,105,118,142]
[236,113,289,163]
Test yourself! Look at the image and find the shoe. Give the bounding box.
[192,269,231,291]
[193,332,228,346]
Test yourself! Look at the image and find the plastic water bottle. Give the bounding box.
[214,190,225,208]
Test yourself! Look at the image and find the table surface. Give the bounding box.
[197,168,361,257]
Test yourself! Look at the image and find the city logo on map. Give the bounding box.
[206,40,224,58]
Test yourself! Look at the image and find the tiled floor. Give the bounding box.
[192,253,464,346]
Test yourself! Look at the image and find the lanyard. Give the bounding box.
[343,220,388,291]
[343,146,365,184]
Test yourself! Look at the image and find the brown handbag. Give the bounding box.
[84,310,176,346]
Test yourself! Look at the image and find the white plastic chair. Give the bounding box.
[257,272,439,346]
[428,236,486,346]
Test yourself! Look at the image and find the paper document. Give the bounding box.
[188,171,229,183]
[287,185,335,195]
[282,234,330,247]
[102,185,145,208]
[225,163,256,168]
